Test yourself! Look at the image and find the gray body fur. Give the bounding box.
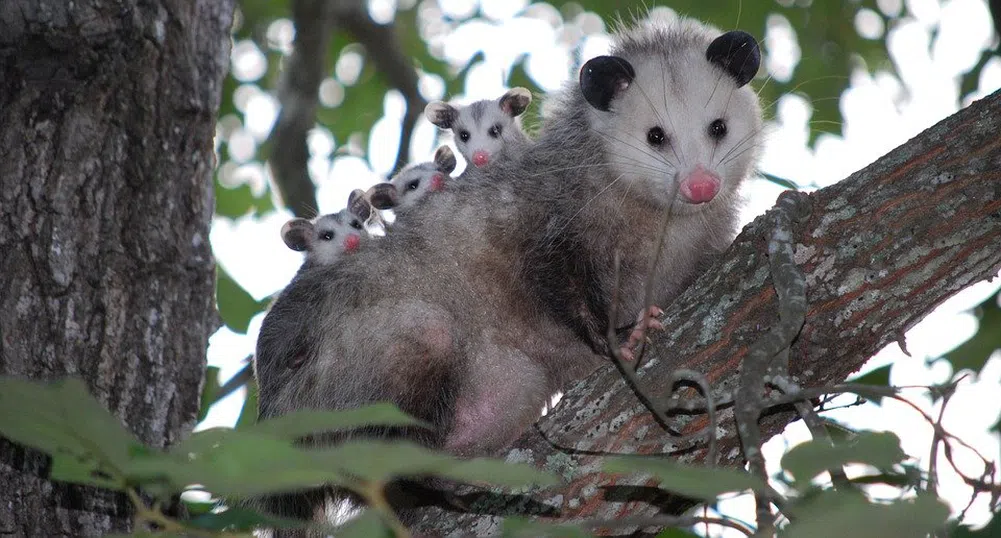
[254,16,762,530]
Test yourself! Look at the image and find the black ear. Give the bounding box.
[281,218,313,252]
[425,101,459,129]
[706,31,760,87]
[433,146,456,174]
[579,55,635,111]
[366,183,399,210]
[347,189,372,221]
[498,87,532,117]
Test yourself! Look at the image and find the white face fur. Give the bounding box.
[426,88,531,169]
[391,163,447,210]
[583,26,763,216]
[281,209,366,266]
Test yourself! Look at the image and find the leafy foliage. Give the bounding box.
[0,376,561,536]
[603,456,766,501]
[780,431,908,490]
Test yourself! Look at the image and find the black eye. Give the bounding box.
[647,126,666,146]
[320,231,334,241]
[709,119,727,140]
[406,179,420,191]
[488,124,502,138]
[458,130,470,142]
[350,219,363,230]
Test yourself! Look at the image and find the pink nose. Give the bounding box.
[430,173,445,191]
[472,151,490,167]
[343,233,360,253]
[679,166,721,203]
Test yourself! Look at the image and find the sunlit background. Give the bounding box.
[203,0,1001,534]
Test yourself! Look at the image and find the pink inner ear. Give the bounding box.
[430,173,445,191]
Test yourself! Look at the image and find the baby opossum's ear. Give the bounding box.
[366,183,399,210]
[499,87,532,117]
[579,55,635,111]
[706,31,760,87]
[281,218,314,252]
[425,101,458,129]
[434,145,457,174]
[347,189,373,221]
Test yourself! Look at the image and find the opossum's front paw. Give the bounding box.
[618,305,664,362]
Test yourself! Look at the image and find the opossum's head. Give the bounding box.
[281,209,365,265]
[390,145,457,210]
[579,21,762,214]
[426,88,531,168]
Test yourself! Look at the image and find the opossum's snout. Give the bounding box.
[430,172,446,191]
[679,166,720,204]
[472,150,490,167]
[343,233,361,253]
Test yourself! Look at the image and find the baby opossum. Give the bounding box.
[348,184,397,233]
[389,145,457,212]
[280,209,367,268]
[255,16,762,530]
[425,88,532,168]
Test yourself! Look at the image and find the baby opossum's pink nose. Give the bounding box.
[344,233,361,253]
[472,150,490,167]
[430,173,445,191]
[679,166,721,203]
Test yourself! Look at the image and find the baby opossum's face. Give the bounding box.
[426,88,531,168]
[281,209,365,265]
[581,30,762,215]
[388,145,457,211]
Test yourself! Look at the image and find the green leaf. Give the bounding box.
[185,505,314,532]
[603,456,765,501]
[781,493,950,538]
[758,172,800,190]
[780,431,907,488]
[198,366,221,423]
[850,363,892,387]
[237,379,259,428]
[243,403,429,439]
[0,376,142,489]
[943,292,1001,375]
[216,266,267,333]
[125,429,345,498]
[215,180,255,219]
[335,510,394,538]
[182,498,216,517]
[310,440,559,488]
[502,517,593,538]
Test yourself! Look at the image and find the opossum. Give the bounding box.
[425,88,532,168]
[280,209,367,268]
[389,145,457,212]
[254,16,762,531]
[348,184,397,233]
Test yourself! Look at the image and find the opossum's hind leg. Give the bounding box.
[618,305,664,362]
[373,302,464,447]
[444,343,552,457]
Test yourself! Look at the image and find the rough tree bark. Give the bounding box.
[415,90,1001,536]
[0,1,234,535]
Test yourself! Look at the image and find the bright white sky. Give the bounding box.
[205,0,1001,533]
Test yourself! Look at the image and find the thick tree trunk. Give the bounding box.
[416,90,1001,535]
[0,1,233,535]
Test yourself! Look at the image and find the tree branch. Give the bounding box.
[268,0,428,217]
[414,89,1001,535]
[333,0,427,174]
[266,0,333,218]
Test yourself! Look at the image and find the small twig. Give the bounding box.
[663,369,719,464]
